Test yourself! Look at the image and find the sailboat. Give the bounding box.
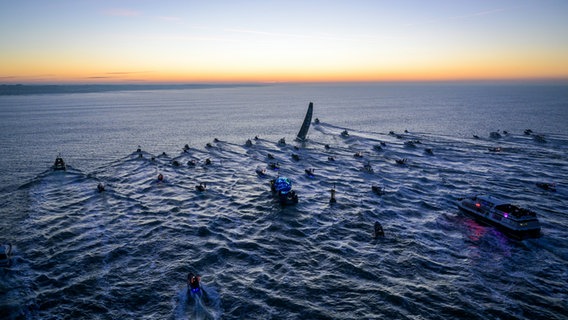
[296,102,313,142]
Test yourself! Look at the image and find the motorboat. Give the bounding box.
[195,182,207,191]
[52,155,66,171]
[305,168,315,178]
[0,243,12,267]
[270,177,298,205]
[490,131,502,139]
[457,195,541,239]
[372,185,385,196]
[187,273,203,298]
[269,162,280,170]
[341,130,349,137]
[363,162,374,173]
[404,141,417,148]
[395,158,407,165]
[536,182,556,192]
[373,221,385,238]
[533,135,546,143]
[255,167,267,177]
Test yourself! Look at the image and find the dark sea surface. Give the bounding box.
[0,83,567,319]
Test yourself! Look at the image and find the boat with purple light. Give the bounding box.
[457,195,541,239]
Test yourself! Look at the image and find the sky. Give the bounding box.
[1,0,568,84]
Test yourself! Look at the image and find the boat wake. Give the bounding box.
[174,284,221,320]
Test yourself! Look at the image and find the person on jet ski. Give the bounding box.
[187,273,201,293]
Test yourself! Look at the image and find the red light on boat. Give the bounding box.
[475,203,481,208]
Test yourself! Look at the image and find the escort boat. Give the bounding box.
[457,195,541,239]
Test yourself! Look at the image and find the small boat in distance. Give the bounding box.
[52,155,66,171]
[296,102,313,142]
[305,168,315,178]
[363,162,374,173]
[457,195,541,239]
[536,182,556,192]
[373,221,385,238]
[490,131,502,139]
[195,182,207,191]
[372,185,385,196]
[533,134,546,143]
[395,158,407,165]
[0,243,12,267]
[255,167,267,177]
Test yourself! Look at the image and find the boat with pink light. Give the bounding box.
[457,195,541,239]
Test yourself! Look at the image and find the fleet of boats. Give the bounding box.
[40,102,551,242]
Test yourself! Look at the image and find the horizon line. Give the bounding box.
[2,77,568,86]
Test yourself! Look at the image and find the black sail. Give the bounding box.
[296,102,313,141]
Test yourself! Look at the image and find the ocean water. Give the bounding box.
[0,82,567,319]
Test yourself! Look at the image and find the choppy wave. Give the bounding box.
[1,122,567,319]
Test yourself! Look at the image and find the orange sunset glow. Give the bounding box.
[1,1,567,84]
